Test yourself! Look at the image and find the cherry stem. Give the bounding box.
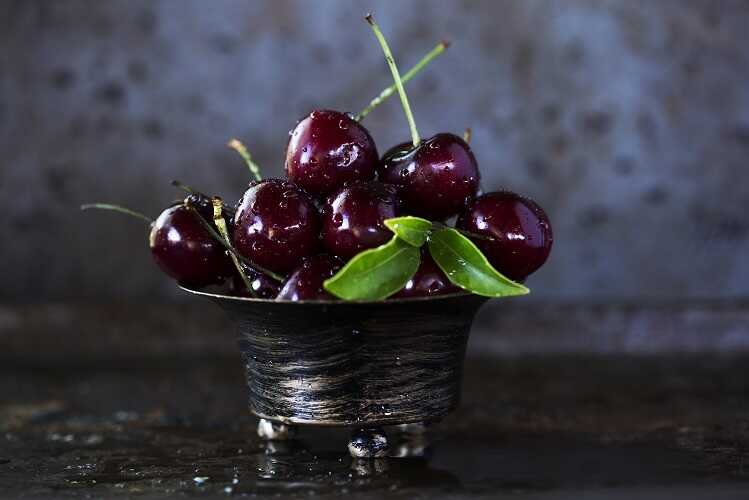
[185,203,285,282]
[211,198,256,297]
[366,14,420,147]
[80,203,152,224]
[463,127,472,144]
[228,139,263,182]
[356,40,449,121]
[171,180,197,195]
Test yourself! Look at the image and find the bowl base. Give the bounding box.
[257,418,296,441]
[256,418,432,458]
[348,427,389,458]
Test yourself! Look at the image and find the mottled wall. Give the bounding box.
[1,0,748,302]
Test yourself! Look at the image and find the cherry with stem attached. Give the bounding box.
[284,39,448,198]
[82,202,235,287]
[367,15,480,221]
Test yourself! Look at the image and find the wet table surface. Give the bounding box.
[2,302,749,498]
[3,353,749,499]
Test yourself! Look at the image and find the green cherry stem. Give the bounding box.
[185,203,285,282]
[80,203,153,224]
[212,197,256,297]
[356,40,449,121]
[366,14,420,147]
[228,139,263,182]
[170,180,198,195]
[185,205,241,262]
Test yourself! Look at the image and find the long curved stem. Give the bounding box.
[228,139,263,182]
[80,203,152,224]
[366,14,420,147]
[356,40,449,121]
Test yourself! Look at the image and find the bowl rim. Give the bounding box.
[179,284,477,305]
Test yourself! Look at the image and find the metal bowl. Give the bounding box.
[181,286,488,456]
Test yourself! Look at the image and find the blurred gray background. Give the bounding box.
[1,0,748,302]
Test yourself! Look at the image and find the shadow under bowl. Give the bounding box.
[182,287,489,427]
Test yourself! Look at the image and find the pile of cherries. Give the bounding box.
[94,17,553,302]
[148,107,551,301]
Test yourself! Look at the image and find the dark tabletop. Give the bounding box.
[2,304,749,499]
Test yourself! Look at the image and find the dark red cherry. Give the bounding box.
[379,133,480,220]
[229,263,281,299]
[457,191,553,282]
[276,254,343,301]
[321,181,400,260]
[149,204,233,287]
[392,251,460,299]
[285,110,379,197]
[232,179,321,274]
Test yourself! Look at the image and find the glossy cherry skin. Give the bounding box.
[285,110,379,197]
[392,251,460,299]
[321,181,400,260]
[276,254,343,301]
[457,191,553,282]
[378,133,480,220]
[229,263,281,299]
[149,204,233,287]
[231,179,321,274]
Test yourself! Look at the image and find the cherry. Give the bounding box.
[364,17,479,221]
[457,191,553,282]
[229,263,281,299]
[149,204,234,287]
[379,133,480,220]
[321,181,400,260]
[285,110,379,197]
[392,250,459,298]
[231,179,321,274]
[276,254,343,301]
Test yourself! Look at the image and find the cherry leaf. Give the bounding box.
[384,216,432,247]
[323,236,421,300]
[428,228,529,298]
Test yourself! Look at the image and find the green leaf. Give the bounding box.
[428,228,529,298]
[384,216,432,247]
[324,236,421,300]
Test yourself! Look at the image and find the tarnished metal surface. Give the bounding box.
[214,292,487,425]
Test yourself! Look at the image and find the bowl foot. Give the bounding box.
[348,427,389,458]
[257,418,296,441]
[391,421,431,458]
[350,458,389,476]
